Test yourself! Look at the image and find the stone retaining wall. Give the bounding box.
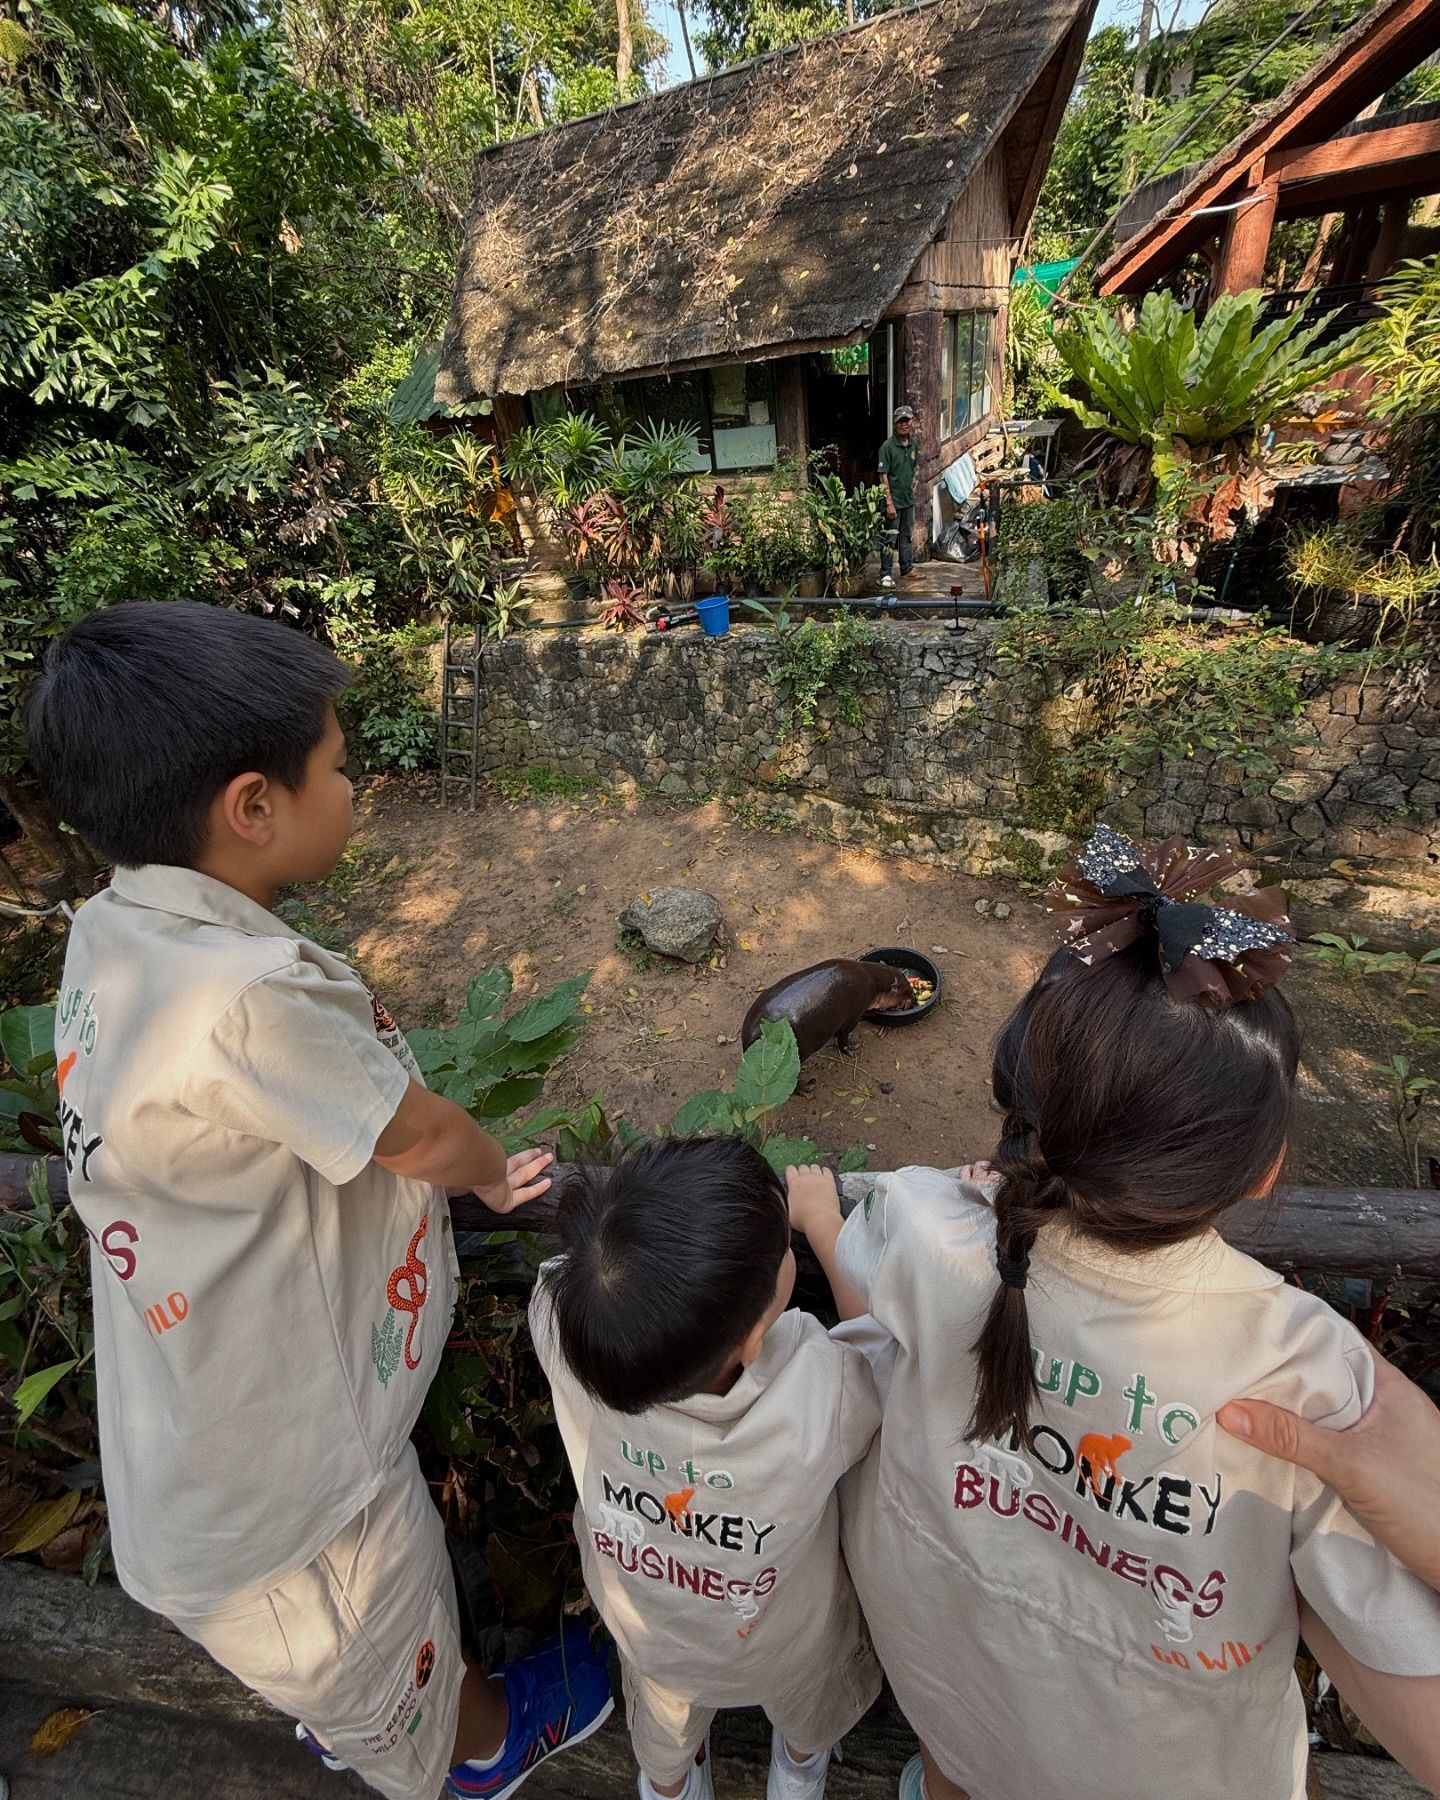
[475,623,1440,884]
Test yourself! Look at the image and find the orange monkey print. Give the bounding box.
[663,1487,696,1528]
[1077,1432,1132,1498]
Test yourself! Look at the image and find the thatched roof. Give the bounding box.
[436,0,1095,402]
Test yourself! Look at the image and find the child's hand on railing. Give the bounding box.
[785,1164,842,1240]
[473,1149,555,1214]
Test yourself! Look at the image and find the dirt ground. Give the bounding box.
[300,777,1436,1187]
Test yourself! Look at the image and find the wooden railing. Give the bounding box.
[3,1155,1438,1280]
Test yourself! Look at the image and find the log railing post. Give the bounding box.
[4,1155,1439,1282]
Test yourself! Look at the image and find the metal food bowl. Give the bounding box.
[860,947,943,1024]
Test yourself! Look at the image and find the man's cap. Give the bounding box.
[893,405,915,422]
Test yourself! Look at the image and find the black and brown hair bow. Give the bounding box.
[1045,824,1296,1008]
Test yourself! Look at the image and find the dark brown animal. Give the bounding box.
[740,959,912,1063]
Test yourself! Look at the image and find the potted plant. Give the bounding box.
[806,471,886,597]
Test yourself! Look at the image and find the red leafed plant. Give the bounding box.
[598,579,646,632]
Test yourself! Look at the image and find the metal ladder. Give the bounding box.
[439,620,483,810]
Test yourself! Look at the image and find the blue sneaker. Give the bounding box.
[294,1722,347,1773]
[446,1620,615,1800]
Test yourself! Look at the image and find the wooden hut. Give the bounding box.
[435,0,1096,557]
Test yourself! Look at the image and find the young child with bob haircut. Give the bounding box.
[25,600,612,1800]
[530,1137,881,1800]
[835,825,1440,1800]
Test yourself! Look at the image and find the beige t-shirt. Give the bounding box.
[836,1167,1440,1800]
[58,865,456,1613]
[529,1272,880,1702]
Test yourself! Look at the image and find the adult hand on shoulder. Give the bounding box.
[1219,1349,1440,1590]
[473,1148,554,1215]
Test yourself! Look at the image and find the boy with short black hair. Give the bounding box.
[26,600,612,1800]
[531,1138,881,1800]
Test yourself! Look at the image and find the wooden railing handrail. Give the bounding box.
[3,1154,1439,1280]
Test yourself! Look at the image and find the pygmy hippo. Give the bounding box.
[740,958,913,1064]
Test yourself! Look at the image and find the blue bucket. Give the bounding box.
[695,595,730,638]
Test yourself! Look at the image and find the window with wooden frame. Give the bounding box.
[939,311,996,441]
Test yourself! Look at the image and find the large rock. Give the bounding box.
[619,887,722,962]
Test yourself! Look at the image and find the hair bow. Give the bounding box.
[1045,823,1295,1007]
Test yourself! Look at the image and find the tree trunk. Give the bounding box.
[616,0,633,93]
[676,0,698,79]
[1122,0,1156,189]
[0,776,95,895]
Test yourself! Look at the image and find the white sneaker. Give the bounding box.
[767,1732,832,1800]
[898,1754,926,1800]
[640,1738,714,1800]
[880,574,895,589]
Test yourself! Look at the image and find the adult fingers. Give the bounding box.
[1217,1398,1338,1482]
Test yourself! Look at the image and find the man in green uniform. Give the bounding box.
[878,405,920,586]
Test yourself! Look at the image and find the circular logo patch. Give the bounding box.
[415,1639,436,1690]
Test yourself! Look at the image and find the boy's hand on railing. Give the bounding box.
[473,1149,555,1214]
[786,1164,842,1240]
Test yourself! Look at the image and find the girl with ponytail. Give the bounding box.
[835,827,1440,1800]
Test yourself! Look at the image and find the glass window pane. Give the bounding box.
[939,317,953,440]
[952,314,974,432]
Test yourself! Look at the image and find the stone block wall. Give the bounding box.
[474,623,1440,884]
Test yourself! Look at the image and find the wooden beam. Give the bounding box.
[1213,181,1279,295]
[1098,0,1440,294]
[1266,114,1440,185]
[1009,10,1096,237]
[5,1154,1440,1281]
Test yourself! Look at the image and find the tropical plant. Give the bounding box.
[0,1001,60,1155]
[1004,277,1067,417]
[405,966,591,1125]
[708,461,817,595]
[1287,527,1440,648]
[773,612,876,735]
[1054,290,1357,520]
[669,1020,837,1172]
[805,472,885,594]
[598,579,647,632]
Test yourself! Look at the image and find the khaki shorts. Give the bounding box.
[620,1630,880,1787]
[170,1443,463,1800]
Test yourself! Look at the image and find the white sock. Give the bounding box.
[461,1742,505,1772]
[641,1759,703,1800]
[777,1740,827,1772]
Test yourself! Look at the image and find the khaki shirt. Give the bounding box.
[530,1273,879,1702]
[836,1168,1440,1800]
[57,866,456,1613]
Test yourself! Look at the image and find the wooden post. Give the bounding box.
[1365,199,1409,285]
[772,359,808,465]
[1213,179,1279,295]
[901,312,941,556]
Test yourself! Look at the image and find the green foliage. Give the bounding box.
[995,491,1089,602]
[707,463,817,596]
[1287,526,1440,648]
[1308,935,1440,985]
[507,413,701,601]
[668,1020,820,1172]
[1055,291,1355,486]
[1001,590,1358,794]
[1356,257,1440,429]
[1004,279,1067,419]
[333,615,441,772]
[405,966,590,1126]
[804,470,885,593]
[773,611,876,735]
[694,0,866,68]
[1029,24,1131,260]
[0,1168,95,1446]
[0,1002,59,1153]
